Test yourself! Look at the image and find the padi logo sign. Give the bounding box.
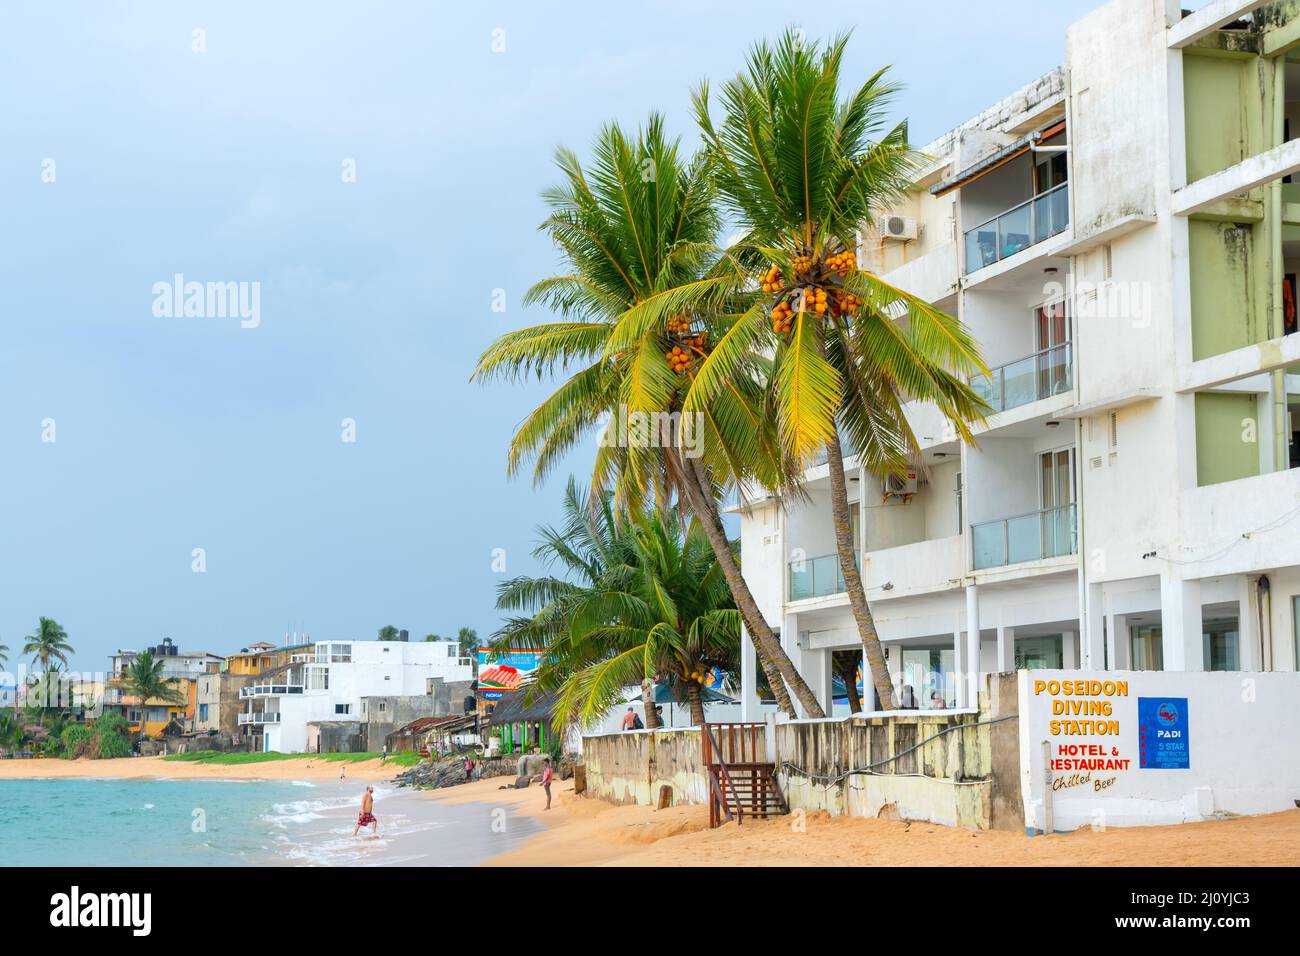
[49,886,151,937]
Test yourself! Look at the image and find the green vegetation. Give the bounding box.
[161,750,410,765]
[123,649,184,710]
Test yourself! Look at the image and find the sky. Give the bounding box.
[0,0,1103,674]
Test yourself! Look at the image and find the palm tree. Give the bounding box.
[23,617,73,672]
[377,625,400,642]
[498,481,739,729]
[456,626,478,659]
[124,650,184,716]
[684,31,989,707]
[474,115,822,718]
[0,638,8,668]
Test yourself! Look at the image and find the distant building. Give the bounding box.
[103,639,224,735]
[241,640,473,753]
[194,642,314,737]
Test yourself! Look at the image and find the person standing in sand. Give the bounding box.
[339,763,346,783]
[353,785,378,836]
[541,757,554,811]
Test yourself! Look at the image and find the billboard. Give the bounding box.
[477,647,544,700]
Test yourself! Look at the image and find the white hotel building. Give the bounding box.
[737,0,1300,717]
[240,640,474,752]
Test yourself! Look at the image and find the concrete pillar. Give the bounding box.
[860,646,878,712]
[965,584,981,709]
[1062,630,1077,669]
[1083,582,1106,670]
[1237,575,1259,672]
[952,617,966,709]
[1160,575,1204,671]
[740,629,759,721]
[996,625,1016,672]
[1106,611,1131,671]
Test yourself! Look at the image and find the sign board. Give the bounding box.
[476,647,544,701]
[1138,696,1189,769]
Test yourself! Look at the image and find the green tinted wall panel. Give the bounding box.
[1195,392,1260,486]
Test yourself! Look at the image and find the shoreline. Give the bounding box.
[0,755,396,783]
[5,759,1298,865]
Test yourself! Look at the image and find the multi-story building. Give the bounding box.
[736,0,1300,717]
[240,639,474,752]
[194,641,314,737]
[103,639,224,734]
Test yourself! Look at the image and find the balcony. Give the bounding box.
[238,712,280,725]
[963,183,1069,274]
[239,684,303,699]
[971,342,1073,414]
[789,553,850,601]
[971,503,1077,570]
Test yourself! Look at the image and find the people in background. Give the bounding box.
[541,757,554,810]
[621,706,640,731]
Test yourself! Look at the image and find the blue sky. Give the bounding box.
[0,0,1100,673]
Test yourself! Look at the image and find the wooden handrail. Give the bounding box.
[703,722,754,825]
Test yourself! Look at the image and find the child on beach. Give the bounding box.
[541,757,554,811]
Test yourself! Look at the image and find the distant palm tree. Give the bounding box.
[377,625,400,642]
[23,617,73,672]
[456,626,478,659]
[423,633,440,642]
[0,638,8,669]
[124,650,184,719]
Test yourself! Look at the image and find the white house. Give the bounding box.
[240,640,474,752]
[736,0,1300,718]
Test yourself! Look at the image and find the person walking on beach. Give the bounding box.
[541,757,554,811]
[339,763,346,783]
[353,786,379,837]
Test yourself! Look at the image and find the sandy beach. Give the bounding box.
[428,776,1300,867]
[5,758,1298,865]
[0,755,395,783]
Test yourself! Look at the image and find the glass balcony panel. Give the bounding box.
[1001,355,1037,409]
[1034,184,1070,244]
[1006,514,1042,565]
[997,203,1032,261]
[971,371,1003,413]
[972,523,1007,571]
[790,562,813,601]
[963,183,1070,274]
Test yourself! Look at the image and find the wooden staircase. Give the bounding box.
[702,722,787,828]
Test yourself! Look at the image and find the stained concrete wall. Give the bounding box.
[582,728,709,806]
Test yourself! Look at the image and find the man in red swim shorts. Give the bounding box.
[353,785,379,836]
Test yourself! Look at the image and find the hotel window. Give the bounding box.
[1202,620,1239,671]
[335,704,351,715]
[1130,625,1163,671]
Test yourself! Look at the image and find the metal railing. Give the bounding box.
[239,684,304,699]
[238,712,280,725]
[789,552,854,601]
[971,342,1073,414]
[963,182,1069,274]
[971,503,1077,570]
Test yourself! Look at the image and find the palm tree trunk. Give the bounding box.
[679,457,825,719]
[834,650,863,714]
[640,679,660,729]
[684,679,706,727]
[824,434,897,709]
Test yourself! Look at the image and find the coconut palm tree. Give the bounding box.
[0,638,8,668]
[498,481,739,729]
[124,650,184,717]
[377,625,400,642]
[680,31,989,708]
[22,617,73,672]
[474,115,822,717]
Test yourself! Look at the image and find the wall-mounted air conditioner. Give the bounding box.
[879,215,918,241]
[884,471,919,496]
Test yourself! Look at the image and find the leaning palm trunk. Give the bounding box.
[685,679,706,727]
[834,651,863,714]
[824,434,896,709]
[640,678,660,729]
[680,458,825,718]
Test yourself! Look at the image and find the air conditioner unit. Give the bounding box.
[880,215,918,241]
[885,471,919,495]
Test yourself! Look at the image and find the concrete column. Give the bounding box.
[1237,575,1259,672]
[1160,575,1204,671]
[1106,611,1131,671]
[996,625,1016,672]
[952,616,966,709]
[965,583,981,709]
[1062,630,1078,669]
[1083,582,1106,670]
[739,629,759,721]
[860,646,878,712]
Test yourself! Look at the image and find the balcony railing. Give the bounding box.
[971,342,1073,414]
[789,553,852,601]
[971,503,1077,570]
[963,182,1069,274]
[239,684,303,699]
[238,712,280,725]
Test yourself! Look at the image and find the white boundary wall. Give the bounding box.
[1018,669,1300,833]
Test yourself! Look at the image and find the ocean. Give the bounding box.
[0,778,539,866]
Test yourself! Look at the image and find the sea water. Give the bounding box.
[0,778,539,867]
